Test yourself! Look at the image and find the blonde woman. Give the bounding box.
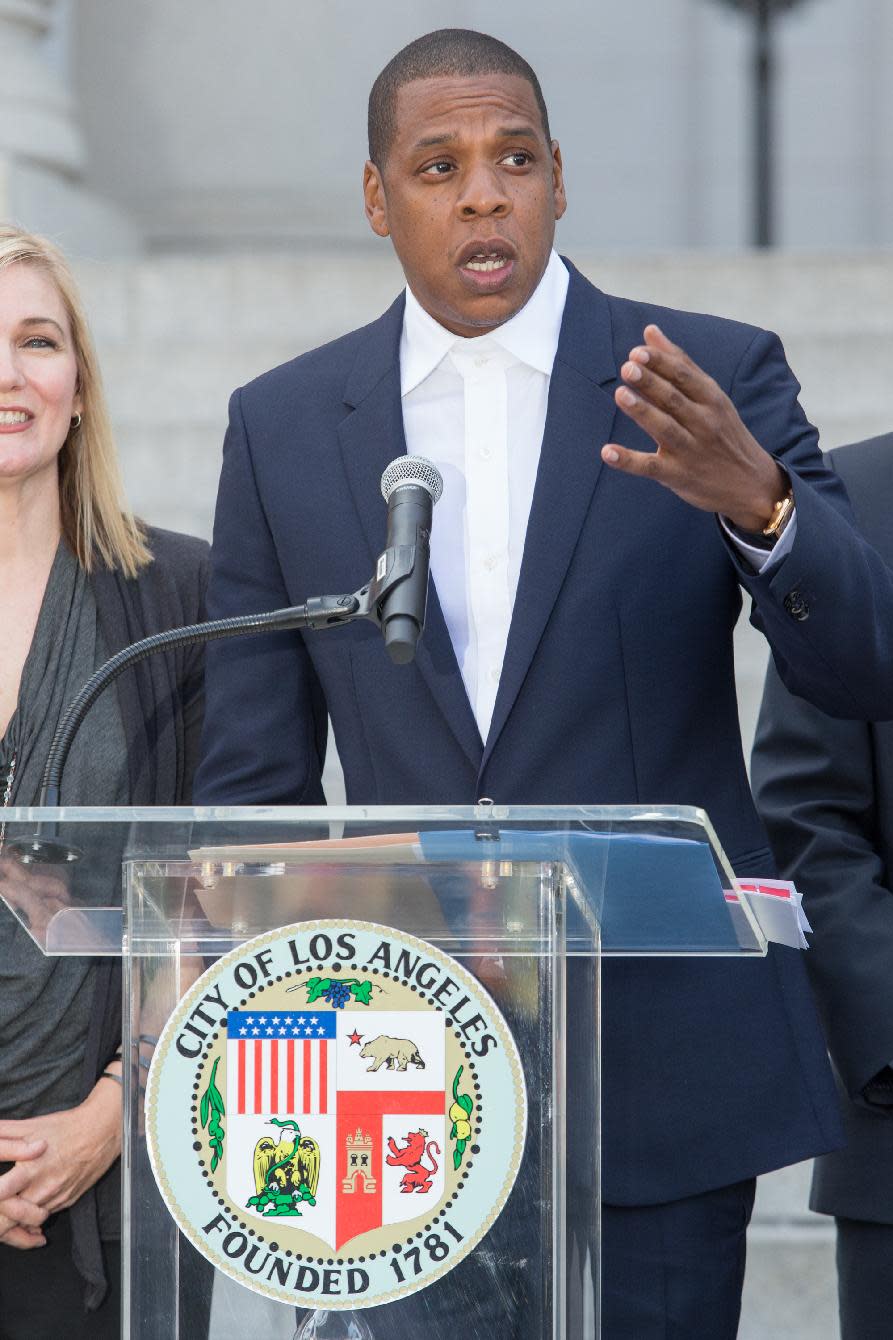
[0,226,209,1336]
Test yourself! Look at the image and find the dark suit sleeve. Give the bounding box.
[193,388,327,805]
[752,661,893,1099]
[719,329,893,720]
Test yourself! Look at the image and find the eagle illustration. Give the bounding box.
[252,1118,321,1202]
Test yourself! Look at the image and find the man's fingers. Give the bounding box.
[620,361,709,430]
[614,385,692,454]
[601,443,662,477]
[643,323,678,353]
[627,323,720,401]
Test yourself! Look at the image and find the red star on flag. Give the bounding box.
[348,1029,363,1047]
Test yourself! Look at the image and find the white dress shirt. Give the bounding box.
[399,250,793,743]
[400,251,569,740]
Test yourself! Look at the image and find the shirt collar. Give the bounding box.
[400,249,570,397]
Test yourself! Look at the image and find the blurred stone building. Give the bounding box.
[7,0,893,255]
[4,2,893,1335]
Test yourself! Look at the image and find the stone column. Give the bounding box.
[0,0,139,254]
[0,0,84,176]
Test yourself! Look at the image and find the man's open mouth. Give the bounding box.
[462,252,511,273]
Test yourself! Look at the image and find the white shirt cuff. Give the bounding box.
[719,510,798,574]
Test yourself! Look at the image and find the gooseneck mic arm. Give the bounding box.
[37,595,364,811]
[8,596,366,864]
[7,455,442,864]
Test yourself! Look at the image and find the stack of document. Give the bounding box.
[726,880,812,950]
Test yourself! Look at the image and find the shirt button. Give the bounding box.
[475,356,489,368]
[479,445,492,460]
[484,555,498,571]
[488,666,500,683]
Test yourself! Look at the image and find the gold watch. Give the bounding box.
[762,486,795,539]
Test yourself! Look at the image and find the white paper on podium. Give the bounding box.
[724,879,811,950]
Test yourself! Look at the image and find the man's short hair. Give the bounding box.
[368,29,551,168]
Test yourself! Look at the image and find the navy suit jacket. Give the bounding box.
[754,435,893,1225]
[196,260,893,1204]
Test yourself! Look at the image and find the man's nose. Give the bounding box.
[456,162,511,219]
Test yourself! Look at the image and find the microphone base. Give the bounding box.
[6,832,83,865]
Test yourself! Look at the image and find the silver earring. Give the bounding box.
[71,413,82,430]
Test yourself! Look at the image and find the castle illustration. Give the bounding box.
[342,1129,377,1195]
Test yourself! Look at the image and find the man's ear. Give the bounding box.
[551,141,567,221]
[363,161,390,238]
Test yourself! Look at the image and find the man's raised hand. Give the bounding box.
[601,324,787,533]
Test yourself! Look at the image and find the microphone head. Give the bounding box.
[380,455,443,505]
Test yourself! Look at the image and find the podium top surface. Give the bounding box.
[0,804,766,958]
[1,800,716,824]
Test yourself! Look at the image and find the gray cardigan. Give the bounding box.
[70,525,209,1307]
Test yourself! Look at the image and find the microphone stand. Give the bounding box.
[6,541,422,864]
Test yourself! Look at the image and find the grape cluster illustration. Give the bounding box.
[322,980,351,1008]
[300,975,375,1008]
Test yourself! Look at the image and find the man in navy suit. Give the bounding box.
[753,435,893,1340]
[195,29,893,1337]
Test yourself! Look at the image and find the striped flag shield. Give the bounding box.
[227,1010,336,1115]
[225,1008,447,1251]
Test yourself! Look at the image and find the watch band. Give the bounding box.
[762,487,795,539]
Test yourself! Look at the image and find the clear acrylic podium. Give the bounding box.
[0,803,766,1340]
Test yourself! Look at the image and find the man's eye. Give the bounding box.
[422,160,454,176]
[501,151,532,168]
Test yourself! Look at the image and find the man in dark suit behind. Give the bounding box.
[753,433,893,1340]
[195,29,893,1337]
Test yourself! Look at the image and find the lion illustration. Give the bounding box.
[386,1129,441,1194]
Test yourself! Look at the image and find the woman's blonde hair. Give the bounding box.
[0,225,151,576]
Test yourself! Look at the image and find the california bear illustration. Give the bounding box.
[359,1034,426,1073]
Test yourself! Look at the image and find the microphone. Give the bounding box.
[377,456,443,665]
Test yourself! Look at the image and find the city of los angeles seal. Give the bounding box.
[145,920,527,1308]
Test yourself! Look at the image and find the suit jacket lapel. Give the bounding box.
[337,296,483,770]
[483,263,620,766]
